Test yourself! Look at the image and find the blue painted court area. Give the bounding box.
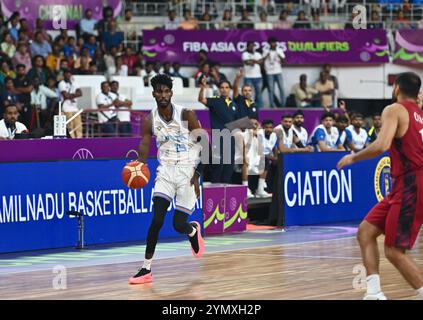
[0,223,358,275]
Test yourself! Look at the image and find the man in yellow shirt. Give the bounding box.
[315,71,335,111]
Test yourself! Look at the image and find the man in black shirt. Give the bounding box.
[198,76,238,183]
[14,64,33,128]
[233,68,258,120]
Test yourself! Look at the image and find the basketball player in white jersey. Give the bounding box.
[129,74,205,284]
[292,110,308,147]
[345,113,370,152]
[274,114,312,153]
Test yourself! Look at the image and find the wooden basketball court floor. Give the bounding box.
[1,224,422,300]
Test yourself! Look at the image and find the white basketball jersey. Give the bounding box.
[292,125,308,147]
[152,104,200,166]
[275,124,294,148]
[346,125,368,151]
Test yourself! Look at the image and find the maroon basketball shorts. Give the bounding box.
[365,170,423,250]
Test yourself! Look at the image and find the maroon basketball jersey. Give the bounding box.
[389,101,423,178]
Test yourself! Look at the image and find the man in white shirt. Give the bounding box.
[292,110,309,147]
[345,113,370,153]
[262,37,286,108]
[0,104,28,140]
[109,80,133,137]
[31,76,58,129]
[274,114,313,153]
[242,41,263,109]
[58,69,83,138]
[164,9,181,30]
[96,81,119,137]
[79,9,97,39]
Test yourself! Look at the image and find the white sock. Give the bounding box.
[417,287,423,299]
[258,178,265,190]
[189,226,197,237]
[242,180,248,186]
[366,274,382,295]
[142,258,152,270]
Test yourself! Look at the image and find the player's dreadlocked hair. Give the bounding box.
[151,74,173,91]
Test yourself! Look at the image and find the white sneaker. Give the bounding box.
[247,188,255,199]
[255,189,272,198]
[363,292,387,300]
[280,228,286,233]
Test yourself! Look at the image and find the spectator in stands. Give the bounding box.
[79,8,97,40]
[46,43,65,72]
[368,11,384,29]
[122,46,137,75]
[110,80,133,137]
[108,55,128,77]
[344,9,358,29]
[132,51,145,76]
[368,113,382,143]
[143,61,157,86]
[195,62,212,87]
[336,114,350,150]
[96,80,119,137]
[55,59,69,82]
[274,114,313,153]
[30,31,52,58]
[198,76,238,183]
[310,112,345,152]
[311,11,321,29]
[14,64,33,128]
[18,18,32,39]
[323,63,339,106]
[165,9,181,30]
[257,119,278,196]
[104,46,118,73]
[46,77,60,107]
[197,49,213,66]
[74,47,92,71]
[233,69,258,120]
[93,48,107,74]
[263,37,286,108]
[119,8,137,49]
[179,10,199,30]
[344,113,370,152]
[237,8,254,29]
[0,104,28,140]
[199,11,214,30]
[101,20,124,52]
[242,41,264,109]
[7,12,20,42]
[255,11,273,30]
[274,10,293,29]
[171,62,189,87]
[210,62,228,86]
[1,32,16,60]
[0,77,21,117]
[219,9,236,30]
[315,71,335,110]
[78,61,98,76]
[153,60,162,74]
[0,61,16,83]
[58,69,83,138]
[97,6,114,34]
[293,11,311,29]
[394,10,412,29]
[162,61,173,76]
[293,74,318,108]
[82,35,98,58]
[12,42,32,72]
[30,76,58,129]
[292,110,309,147]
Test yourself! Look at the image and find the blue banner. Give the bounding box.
[282,153,391,226]
[0,159,202,253]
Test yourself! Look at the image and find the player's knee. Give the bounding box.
[173,211,190,234]
[384,246,404,264]
[356,222,375,245]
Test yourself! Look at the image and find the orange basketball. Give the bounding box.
[121,161,150,189]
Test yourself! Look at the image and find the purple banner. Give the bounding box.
[394,30,423,66]
[203,185,225,235]
[224,185,248,233]
[0,0,122,29]
[143,29,389,65]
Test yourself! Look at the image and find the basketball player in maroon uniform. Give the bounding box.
[338,72,423,300]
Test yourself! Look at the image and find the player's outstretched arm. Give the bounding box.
[138,114,152,164]
[337,104,401,169]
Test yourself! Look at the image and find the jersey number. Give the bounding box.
[176,144,187,153]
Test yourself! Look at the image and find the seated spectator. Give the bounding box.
[12,42,32,72]
[78,61,99,75]
[0,104,28,140]
[0,61,16,83]
[82,35,97,58]
[108,55,128,77]
[368,11,384,29]
[104,46,118,72]
[165,9,181,30]
[293,11,311,29]
[315,71,335,110]
[93,48,107,74]
[171,62,189,87]
[199,11,214,30]
[46,43,65,72]
[237,8,254,29]
[162,61,173,76]
[0,77,21,115]
[310,112,345,152]
[255,11,273,30]
[179,10,199,30]
[18,18,32,39]
[122,46,137,75]
[153,60,162,74]
[96,81,119,137]
[1,32,16,60]
[55,59,70,82]
[74,48,92,71]
[28,56,52,84]
[7,12,20,42]
[311,12,321,29]
[79,8,97,39]
[118,8,137,48]
[30,76,58,129]
[96,6,114,34]
[62,37,79,66]
[293,74,319,108]
[344,113,370,153]
[210,62,228,87]
[143,62,157,86]
[195,62,212,87]
[132,51,145,76]
[30,31,52,58]
[58,69,83,138]
[394,10,412,29]
[101,21,124,52]
[109,80,133,137]
[344,10,358,29]
[274,10,292,29]
[219,9,236,30]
